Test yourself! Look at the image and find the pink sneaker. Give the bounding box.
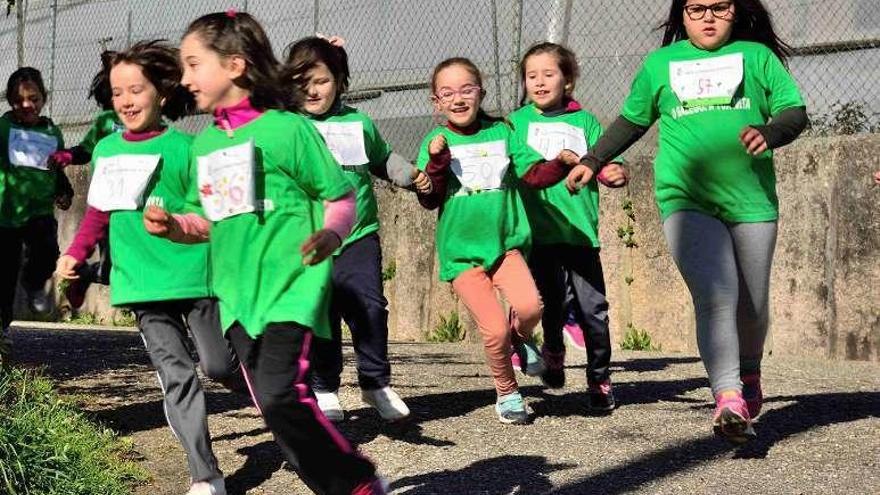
[562,321,586,351]
[510,346,521,370]
[712,392,756,444]
[541,346,566,389]
[351,477,388,495]
[741,372,763,418]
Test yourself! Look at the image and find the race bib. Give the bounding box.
[527,122,589,160]
[313,121,369,166]
[670,53,743,108]
[197,140,257,222]
[8,129,58,170]
[449,140,509,192]
[87,154,161,211]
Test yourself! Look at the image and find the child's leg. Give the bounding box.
[134,301,221,483]
[0,228,24,331]
[309,300,345,393]
[564,246,612,385]
[336,234,391,391]
[184,298,245,393]
[663,211,741,395]
[527,245,567,353]
[228,322,377,494]
[452,266,518,396]
[491,250,543,342]
[729,221,777,374]
[20,216,59,294]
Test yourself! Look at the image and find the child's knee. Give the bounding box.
[516,298,543,329]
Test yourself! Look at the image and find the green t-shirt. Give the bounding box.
[188,110,353,339]
[621,40,804,223]
[508,103,603,247]
[90,128,210,306]
[80,109,124,154]
[305,105,392,251]
[0,112,65,227]
[416,120,541,281]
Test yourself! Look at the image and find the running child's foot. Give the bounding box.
[741,372,763,418]
[362,386,410,422]
[513,340,545,377]
[562,315,586,352]
[315,390,345,422]
[587,379,616,413]
[351,476,389,495]
[712,391,756,444]
[540,346,566,389]
[186,477,226,495]
[26,287,51,314]
[495,391,529,425]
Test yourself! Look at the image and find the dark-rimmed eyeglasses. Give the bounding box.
[684,2,734,21]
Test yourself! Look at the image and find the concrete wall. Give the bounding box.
[27,134,880,360]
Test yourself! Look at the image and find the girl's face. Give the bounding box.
[302,62,338,116]
[11,81,45,125]
[180,33,246,112]
[431,65,483,128]
[524,52,569,111]
[110,62,164,133]
[683,1,736,50]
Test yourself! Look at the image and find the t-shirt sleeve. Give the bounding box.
[79,119,102,154]
[290,117,353,201]
[620,59,660,127]
[761,47,805,116]
[364,117,393,172]
[507,125,545,178]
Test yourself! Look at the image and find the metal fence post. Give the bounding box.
[545,0,573,45]
[16,0,25,68]
[49,0,58,117]
[491,0,504,115]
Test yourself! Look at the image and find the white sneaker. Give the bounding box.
[186,477,226,495]
[26,288,51,314]
[362,386,410,422]
[315,390,345,422]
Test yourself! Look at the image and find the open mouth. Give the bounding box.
[450,106,470,115]
[121,110,141,120]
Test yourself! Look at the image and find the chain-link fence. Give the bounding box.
[0,0,877,159]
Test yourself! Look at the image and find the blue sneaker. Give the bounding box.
[513,340,545,377]
[495,391,529,424]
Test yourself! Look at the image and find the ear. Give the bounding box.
[224,54,247,80]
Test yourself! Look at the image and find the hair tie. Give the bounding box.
[226,8,237,18]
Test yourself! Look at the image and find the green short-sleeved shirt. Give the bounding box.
[0,112,65,227]
[90,128,209,306]
[189,110,353,339]
[508,103,604,247]
[621,40,804,222]
[416,120,542,281]
[305,105,392,251]
[80,110,124,154]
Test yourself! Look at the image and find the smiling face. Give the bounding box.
[179,32,247,112]
[10,81,45,126]
[431,64,483,128]
[110,62,164,133]
[683,1,736,50]
[524,52,570,111]
[302,62,338,116]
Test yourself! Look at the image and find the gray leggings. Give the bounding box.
[663,210,777,395]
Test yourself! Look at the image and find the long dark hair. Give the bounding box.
[183,12,284,110]
[518,42,579,106]
[430,57,500,123]
[281,36,350,112]
[105,40,195,121]
[88,50,114,110]
[660,0,791,63]
[6,67,47,106]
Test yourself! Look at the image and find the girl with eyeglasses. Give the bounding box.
[566,0,807,443]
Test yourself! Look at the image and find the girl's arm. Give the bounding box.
[64,207,110,263]
[741,106,808,155]
[143,206,211,244]
[416,142,451,210]
[520,154,577,189]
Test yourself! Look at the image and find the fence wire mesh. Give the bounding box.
[1,0,877,160]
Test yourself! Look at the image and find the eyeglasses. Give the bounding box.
[684,2,733,21]
[434,85,482,103]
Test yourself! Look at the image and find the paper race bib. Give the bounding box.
[527,122,589,160]
[449,140,509,192]
[197,140,257,221]
[670,53,743,108]
[8,129,58,170]
[313,121,369,166]
[87,154,161,211]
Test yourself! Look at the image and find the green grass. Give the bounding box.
[64,312,100,326]
[381,261,397,282]
[0,367,148,494]
[111,310,136,327]
[620,323,661,351]
[427,311,466,343]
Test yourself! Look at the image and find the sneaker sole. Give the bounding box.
[494,403,530,425]
[362,399,411,423]
[713,408,756,444]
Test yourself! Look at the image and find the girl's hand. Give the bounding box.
[48,150,74,169]
[428,134,447,156]
[143,205,177,238]
[300,229,341,266]
[411,168,433,194]
[316,33,345,47]
[56,255,80,280]
[740,126,769,156]
[873,170,880,185]
[565,164,594,193]
[556,149,581,167]
[597,163,628,188]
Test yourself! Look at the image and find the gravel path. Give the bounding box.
[10,323,880,495]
